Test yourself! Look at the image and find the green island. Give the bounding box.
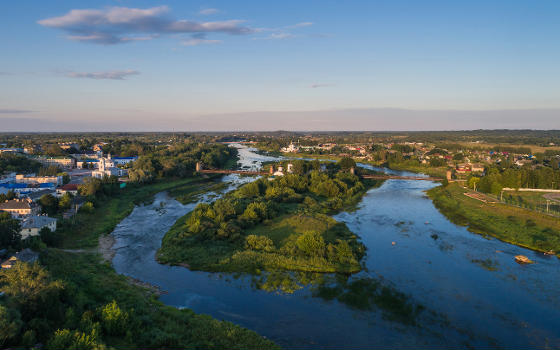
[427,183,560,256]
[158,159,382,276]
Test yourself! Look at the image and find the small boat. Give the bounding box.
[514,255,534,264]
[543,250,556,256]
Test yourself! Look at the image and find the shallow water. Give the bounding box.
[111,145,560,348]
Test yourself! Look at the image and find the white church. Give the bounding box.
[92,154,128,179]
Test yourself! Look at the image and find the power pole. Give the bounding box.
[546,199,550,213]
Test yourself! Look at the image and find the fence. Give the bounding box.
[483,191,560,217]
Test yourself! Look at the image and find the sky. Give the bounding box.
[1,0,559,131]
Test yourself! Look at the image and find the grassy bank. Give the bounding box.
[35,249,278,349]
[428,183,560,255]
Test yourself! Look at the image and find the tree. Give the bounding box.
[0,190,16,202]
[0,305,22,347]
[40,226,60,247]
[79,177,102,197]
[59,193,73,211]
[338,157,356,170]
[45,144,64,156]
[0,262,64,322]
[59,172,70,184]
[245,235,275,252]
[0,212,21,249]
[39,166,62,176]
[39,194,59,216]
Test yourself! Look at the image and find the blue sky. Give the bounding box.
[1,0,559,131]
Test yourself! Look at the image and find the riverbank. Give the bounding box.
[427,183,560,256]
[59,176,222,249]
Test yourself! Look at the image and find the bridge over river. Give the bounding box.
[196,162,442,181]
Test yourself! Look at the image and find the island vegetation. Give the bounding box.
[158,159,382,277]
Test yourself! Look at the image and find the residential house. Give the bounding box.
[1,249,39,269]
[0,198,40,217]
[471,163,485,173]
[20,215,57,239]
[56,183,79,197]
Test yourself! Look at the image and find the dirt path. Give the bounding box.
[98,234,116,263]
[543,193,560,203]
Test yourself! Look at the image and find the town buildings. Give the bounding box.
[16,174,63,185]
[0,198,40,217]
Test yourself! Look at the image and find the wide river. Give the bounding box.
[111,144,560,348]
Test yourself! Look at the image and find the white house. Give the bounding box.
[20,215,57,239]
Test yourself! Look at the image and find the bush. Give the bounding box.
[245,235,275,252]
[100,300,129,336]
[296,231,326,257]
[80,202,95,214]
[46,328,104,350]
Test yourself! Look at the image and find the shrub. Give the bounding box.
[245,235,275,252]
[100,300,129,336]
[296,231,326,257]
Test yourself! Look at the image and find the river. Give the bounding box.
[111,144,560,349]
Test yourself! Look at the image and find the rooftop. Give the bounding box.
[21,215,57,229]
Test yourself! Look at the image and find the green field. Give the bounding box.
[428,183,560,255]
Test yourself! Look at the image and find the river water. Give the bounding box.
[111,145,560,349]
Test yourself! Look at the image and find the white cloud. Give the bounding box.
[286,22,313,28]
[38,6,252,45]
[65,69,140,80]
[199,8,219,15]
